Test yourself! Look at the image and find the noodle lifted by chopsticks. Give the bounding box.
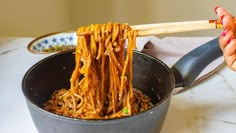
[44,22,152,119]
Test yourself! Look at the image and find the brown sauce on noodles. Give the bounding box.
[43,22,153,119]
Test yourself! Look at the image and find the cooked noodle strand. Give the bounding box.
[44,22,152,119]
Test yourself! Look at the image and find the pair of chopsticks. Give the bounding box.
[131,19,224,36]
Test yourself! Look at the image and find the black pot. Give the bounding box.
[22,37,222,133]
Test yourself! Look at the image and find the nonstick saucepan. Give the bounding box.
[22,37,222,133]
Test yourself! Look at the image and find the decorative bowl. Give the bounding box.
[27,31,77,54]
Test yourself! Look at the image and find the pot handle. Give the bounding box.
[171,37,223,88]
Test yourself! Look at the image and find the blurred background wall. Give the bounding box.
[0,0,235,37]
[0,0,71,37]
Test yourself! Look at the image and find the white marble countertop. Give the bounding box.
[1,36,236,133]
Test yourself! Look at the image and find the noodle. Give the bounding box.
[44,22,153,119]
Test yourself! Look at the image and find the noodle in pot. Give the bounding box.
[44,22,153,119]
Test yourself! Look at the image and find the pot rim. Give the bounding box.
[22,49,175,124]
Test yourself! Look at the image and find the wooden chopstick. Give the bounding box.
[131,19,224,36]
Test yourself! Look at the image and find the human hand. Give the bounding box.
[215,6,236,71]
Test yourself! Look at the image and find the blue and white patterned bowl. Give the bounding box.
[28,31,151,54]
[28,31,77,54]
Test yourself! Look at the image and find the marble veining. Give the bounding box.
[217,73,236,93]
[0,47,24,55]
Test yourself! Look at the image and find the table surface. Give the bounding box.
[1,36,236,133]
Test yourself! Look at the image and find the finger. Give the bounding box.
[223,36,236,56]
[222,36,236,71]
[219,29,234,49]
[215,7,232,18]
[224,45,236,71]
[215,7,235,29]
[225,54,236,71]
[221,15,236,30]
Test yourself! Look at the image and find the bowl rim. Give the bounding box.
[27,31,76,54]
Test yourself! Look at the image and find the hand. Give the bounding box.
[215,6,236,71]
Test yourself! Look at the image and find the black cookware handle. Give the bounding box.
[171,37,223,88]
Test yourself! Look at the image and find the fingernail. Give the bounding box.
[221,15,225,24]
[214,6,220,14]
[227,36,235,44]
[221,29,229,37]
